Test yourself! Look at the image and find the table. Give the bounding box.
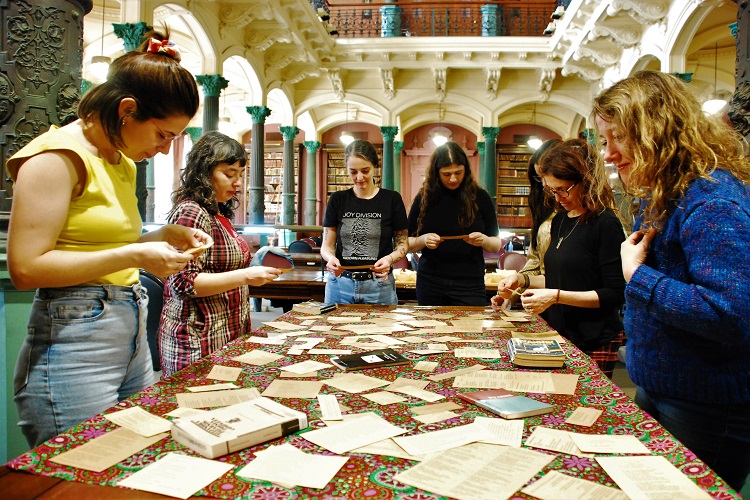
[1,305,740,499]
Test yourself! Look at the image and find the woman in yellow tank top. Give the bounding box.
[5,29,210,447]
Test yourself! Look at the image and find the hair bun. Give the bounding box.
[146,37,181,62]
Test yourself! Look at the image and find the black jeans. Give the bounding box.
[416,274,488,306]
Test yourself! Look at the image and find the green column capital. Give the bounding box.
[394,141,404,154]
[581,128,597,146]
[112,22,151,53]
[304,140,321,153]
[246,106,272,124]
[195,74,229,97]
[476,141,485,154]
[482,127,500,142]
[380,126,399,141]
[185,127,202,143]
[280,126,300,141]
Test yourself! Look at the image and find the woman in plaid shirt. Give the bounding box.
[158,132,281,376]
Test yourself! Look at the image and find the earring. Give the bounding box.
[121,117,126,126]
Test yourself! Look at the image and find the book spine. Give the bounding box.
[171,424,226,459]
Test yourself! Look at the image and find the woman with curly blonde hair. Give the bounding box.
[594,70,750,492]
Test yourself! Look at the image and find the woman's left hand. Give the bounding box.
[520,288,557,315]
[465,232,485,247]
[148,224,213,251]
[371,256,392,281]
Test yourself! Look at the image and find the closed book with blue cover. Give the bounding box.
[457,389,553,419]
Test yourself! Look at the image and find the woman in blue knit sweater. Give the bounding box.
[594,70,750,492]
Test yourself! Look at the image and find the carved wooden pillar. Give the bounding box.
[0,0,93,214]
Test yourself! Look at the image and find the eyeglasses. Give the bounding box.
[544,182,578,199]
[150,119,180,145]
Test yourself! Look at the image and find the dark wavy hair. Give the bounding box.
[527,138,562,251]
[77,28,199,150]
[171,131,247,218]
[537,138,616,223]
[416,141,478,235]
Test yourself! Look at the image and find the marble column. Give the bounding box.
[279,126,300,225]
[196,74,228,134]
[481,127,500,202]
[481,4,499,36]
[0,0,92,213]
[380,126,399,189]
[185,127,203,144]
[303,141,321,225]
[393,141,404,194]
[380,1,402,38]
[246,106,272,224]
[476,141,485,182]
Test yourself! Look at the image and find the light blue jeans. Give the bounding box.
[14,284,154,447]
[324,273,398,305]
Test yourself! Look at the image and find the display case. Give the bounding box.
[263,145,301,225]
[323,146,382,202]
[496,147,533,229]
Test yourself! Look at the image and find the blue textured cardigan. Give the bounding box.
[625,169,750,404]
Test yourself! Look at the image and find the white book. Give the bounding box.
[171,397,308,459]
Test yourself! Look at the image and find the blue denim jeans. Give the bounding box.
[14,284,154,447]
[635,387,750,492]
[416,274,489,306]
[324,273,398,305]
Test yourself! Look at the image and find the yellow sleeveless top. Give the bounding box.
[6,126,142,285]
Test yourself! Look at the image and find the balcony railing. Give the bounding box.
[324,1,558,38]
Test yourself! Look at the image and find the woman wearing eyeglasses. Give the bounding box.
[514,138,626,366]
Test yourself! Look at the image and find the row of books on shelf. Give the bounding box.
[498,186,531,195]
[497,215,533,227]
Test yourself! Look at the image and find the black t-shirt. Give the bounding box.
[408,186,499,280]
[543,209,626,350]
[322,188,408,267]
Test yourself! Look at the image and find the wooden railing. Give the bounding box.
[324,1,558,38]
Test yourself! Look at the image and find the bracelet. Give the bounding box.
[556,288,561,304]
[520,273,530,289]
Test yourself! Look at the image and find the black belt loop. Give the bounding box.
[341,270,374,281]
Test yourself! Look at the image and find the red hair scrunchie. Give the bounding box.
[146,38,182,62]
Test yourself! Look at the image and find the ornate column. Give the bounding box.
[303,140,321,225]
[246,106,272,224]
[279,126,300,225]
[0,0,92,214]
[393,141,404,193]
[380,126,398,189]
[112,22,150,52]
[476,141,485,183]
[195,74,228,134]
[113,20,153,220]
[730,3,750,140]
[380,0,402,38]
[481,127,500,202]
[481,4,499,36]
[185,127,202,144]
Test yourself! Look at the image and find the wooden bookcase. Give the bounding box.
[322,146,382,202]
[263,145,300,225]
[496,147,533,229]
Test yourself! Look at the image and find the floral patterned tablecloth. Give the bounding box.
[6,305,740,499]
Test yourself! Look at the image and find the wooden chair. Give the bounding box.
[288,240,313,254]
[498,251,528,271]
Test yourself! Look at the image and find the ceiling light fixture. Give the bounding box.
[433,102,448,146]
[90,0,111,83]
[527,104,543,150]
[702,43,728,115]
[340,102,354,145]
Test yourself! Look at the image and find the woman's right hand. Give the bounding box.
[495,273,522,299]
[326,257,343,276]
[423,233,441,249]
[242,266,282,286]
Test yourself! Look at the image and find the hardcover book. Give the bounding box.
[292,300,338,315]
[507,338,566,368]
[457,389,553,419]
[330,348,410,371]
[171,397,308,458]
